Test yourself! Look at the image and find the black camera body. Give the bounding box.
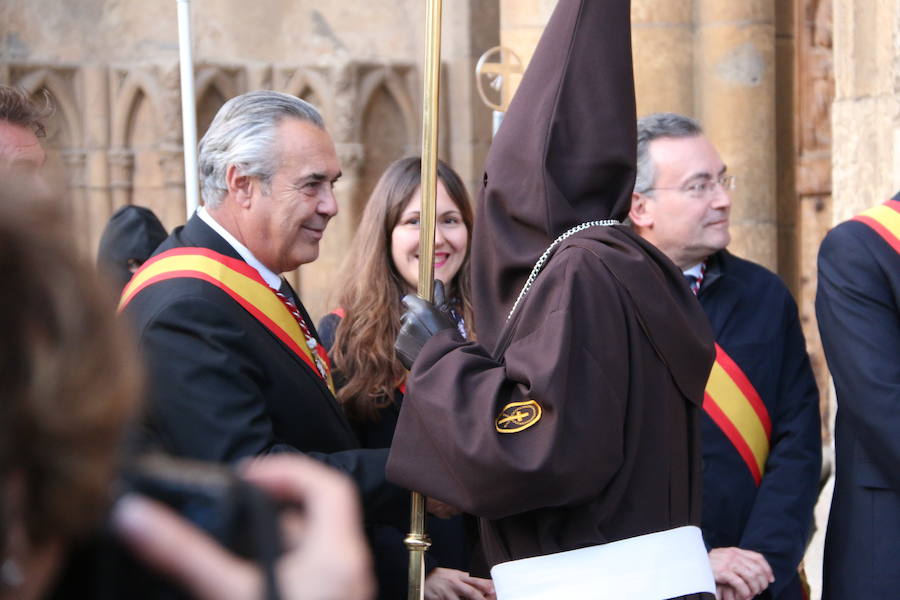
[48,454,282,600]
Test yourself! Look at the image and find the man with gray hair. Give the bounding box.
[629,112,821,600]
[120,90,407,524]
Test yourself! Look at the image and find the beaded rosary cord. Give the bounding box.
[506,220,619,321]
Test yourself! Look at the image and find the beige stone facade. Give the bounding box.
[0,0,497,319]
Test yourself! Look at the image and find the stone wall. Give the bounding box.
[0,0,498,320]
[832,0,900,221]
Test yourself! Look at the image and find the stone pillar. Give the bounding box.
[775,2,798,293]
[695,0,778,271]
[831,0,899,223]
[62,149,89,255]
[444,0,499,192]
[108,148,135,211]
[631,0,693,117]
[498,0,554,100]
[82,65,112,255]
[159,143,189,227]
[793,0,834,444]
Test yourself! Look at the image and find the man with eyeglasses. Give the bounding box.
[630,113,821,600]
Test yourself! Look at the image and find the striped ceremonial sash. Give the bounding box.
[703,343,772,485]
[120,247,334,394]
[852,199,900,254]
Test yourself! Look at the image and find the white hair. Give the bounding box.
[197,90,325,208]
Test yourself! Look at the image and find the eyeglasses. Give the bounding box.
[644,174,736,198]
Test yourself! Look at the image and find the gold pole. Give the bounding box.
[406,0,442,598]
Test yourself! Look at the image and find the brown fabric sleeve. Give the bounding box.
[387,247,631,520]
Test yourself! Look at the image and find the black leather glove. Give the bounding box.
[395,279,456,370]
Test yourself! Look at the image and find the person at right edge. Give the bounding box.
[386,0,716,597]
[817,193,900,599]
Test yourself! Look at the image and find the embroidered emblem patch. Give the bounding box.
[495,399,543,433]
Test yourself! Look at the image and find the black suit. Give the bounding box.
[122,214,406,524]
[817,200,900,599]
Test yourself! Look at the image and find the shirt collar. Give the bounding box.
[197,206,282,290]
[682,262,704,279]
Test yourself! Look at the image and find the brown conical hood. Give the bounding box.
[472,0,637,348]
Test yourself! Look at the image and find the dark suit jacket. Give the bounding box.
[698,251,821,600]
[817,203,900,599]
[122,214,406,525]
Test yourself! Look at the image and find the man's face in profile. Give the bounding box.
[0,120,47,190]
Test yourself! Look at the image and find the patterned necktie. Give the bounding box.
[683,261,708,296]
[273,280,330,381]
[684,274,700,296]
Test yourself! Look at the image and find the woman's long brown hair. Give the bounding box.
[330,157,475,422]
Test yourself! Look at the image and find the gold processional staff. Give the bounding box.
[405,0,442,598]
[406,6,524,592]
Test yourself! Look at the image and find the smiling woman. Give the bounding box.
[391,178,469,296]
[318,157,493,600]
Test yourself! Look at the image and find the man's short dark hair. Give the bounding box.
[635,113,703,194]
[0,85,52,138]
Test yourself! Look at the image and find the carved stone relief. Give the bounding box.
[4,56,418,318]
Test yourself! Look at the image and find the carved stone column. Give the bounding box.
[695,0,777,271]
[82,65,111,255]
[108,148,135,211]
[793,0,834,446]
[631,0,693,116]
[159,143,189,229]
[61,150,89,254]
[159,64,191,230]
[498,0,553,100]
[443,0,499,191]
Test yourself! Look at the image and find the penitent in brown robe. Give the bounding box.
[386,0,716,571]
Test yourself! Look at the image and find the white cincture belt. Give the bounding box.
[490,525,715,600]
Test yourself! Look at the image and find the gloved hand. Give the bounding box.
[395,279,456,370]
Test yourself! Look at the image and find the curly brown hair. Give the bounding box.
[330,157,475,422]
[0,189,141,550]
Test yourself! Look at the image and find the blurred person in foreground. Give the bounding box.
[629,113,821,600]
[0,189,141,600]
[0,184,374,600]
[114,454,375,600]
[319,157,493,600]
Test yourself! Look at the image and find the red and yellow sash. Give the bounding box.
[703,343,771,485]
[120,248,334,394]
[852,198,900,254]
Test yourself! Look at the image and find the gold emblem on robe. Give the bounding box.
[495,399,542,433]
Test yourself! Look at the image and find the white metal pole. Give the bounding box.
[176,0,200,217]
